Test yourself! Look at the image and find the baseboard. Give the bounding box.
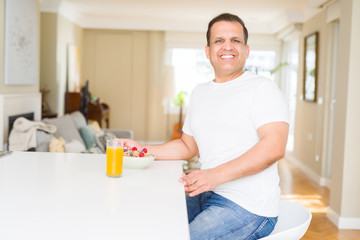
[327,207,360,229]
[286,152,360,229]
[285,152,328,187]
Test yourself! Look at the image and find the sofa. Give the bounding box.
[35,111,133,153]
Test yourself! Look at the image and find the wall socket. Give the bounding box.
[307,133,313,141]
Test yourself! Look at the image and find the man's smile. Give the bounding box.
[220,54,235,59]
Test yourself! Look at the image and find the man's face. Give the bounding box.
[205,21,249,81]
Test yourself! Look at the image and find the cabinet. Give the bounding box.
[65,92,110,128]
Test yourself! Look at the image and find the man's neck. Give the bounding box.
[214,70,245,83]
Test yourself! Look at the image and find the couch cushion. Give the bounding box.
[80,125,96,149]
[36,130,53,152]
[69,111,87,130]
[65,139,86,153]
[43,115,85,146]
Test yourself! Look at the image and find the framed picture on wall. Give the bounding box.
[4,0,38,85]
[67,45,81,92]
[303,32,319,102]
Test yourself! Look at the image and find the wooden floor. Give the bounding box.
[279,159,360,240]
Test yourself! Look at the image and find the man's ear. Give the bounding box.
[205,45,210,59]
[245,45,250,59]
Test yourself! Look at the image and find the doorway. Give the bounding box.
[324,20,340,181]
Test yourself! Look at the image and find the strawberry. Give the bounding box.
[132,147,137,151]
[139,152,145,157]
[143,148,147,153]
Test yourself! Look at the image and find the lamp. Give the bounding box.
[163,65,175,139]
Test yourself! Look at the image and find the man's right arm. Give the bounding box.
[120,133,198,161]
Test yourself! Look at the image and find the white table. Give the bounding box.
[0,152,190,240]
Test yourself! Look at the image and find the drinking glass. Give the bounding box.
[106,139,123,177]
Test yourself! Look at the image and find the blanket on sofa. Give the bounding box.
[9,117,57,151]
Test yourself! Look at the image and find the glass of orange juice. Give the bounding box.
[106,139,123,177]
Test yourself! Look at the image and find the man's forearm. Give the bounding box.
[144,134,198,160]
[143,140,191,160]
[214,122,288,185]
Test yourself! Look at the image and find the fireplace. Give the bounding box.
[0,93,41,151]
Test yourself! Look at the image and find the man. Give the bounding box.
[122,13,289,240]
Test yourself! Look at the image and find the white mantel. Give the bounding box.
[0,93,41,151]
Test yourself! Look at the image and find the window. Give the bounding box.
[171,48,214,97]
[245,50,276,80]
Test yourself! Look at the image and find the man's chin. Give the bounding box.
[219,66,243,73]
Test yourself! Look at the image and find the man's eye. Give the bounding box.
[232,39,241,43]
[215,39,223,43]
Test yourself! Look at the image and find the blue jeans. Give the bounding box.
[186,191,277,240]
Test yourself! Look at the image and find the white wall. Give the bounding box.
[328,0,360,229]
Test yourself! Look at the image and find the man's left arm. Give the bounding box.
[179,121,289,197]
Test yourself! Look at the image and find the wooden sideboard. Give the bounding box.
[65,92,110,128]
[64,92,82,114]
[41,111,58,119]
[88,101,110,128]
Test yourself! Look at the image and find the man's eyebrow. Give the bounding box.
[214,36,241,39]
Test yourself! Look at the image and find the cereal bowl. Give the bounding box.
[123,154,155,169]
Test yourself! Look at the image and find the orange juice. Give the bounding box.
[106,147,123,177]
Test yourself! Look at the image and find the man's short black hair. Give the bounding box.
[206,13,248,46]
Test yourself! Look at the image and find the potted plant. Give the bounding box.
[171,91,187,140]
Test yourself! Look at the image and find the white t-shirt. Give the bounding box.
[182,71,289,217]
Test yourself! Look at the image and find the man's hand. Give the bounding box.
[179,169,220,197]
[116,138,143,150]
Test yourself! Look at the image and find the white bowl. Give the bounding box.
[123,155,155,169]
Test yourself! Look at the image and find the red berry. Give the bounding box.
[143,148,147,153]
[132,147,137,151]
[139,152,145,157]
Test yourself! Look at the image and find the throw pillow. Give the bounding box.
[43,115,85,146]
[49,137,65,152]
[89,120,102,134]
[65,139,86,153]
[88,145,104,154]
[94,132,106,153]
[80,125,96,149]
[97,131,117,152]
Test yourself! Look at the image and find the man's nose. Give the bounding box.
[223,40,233,50]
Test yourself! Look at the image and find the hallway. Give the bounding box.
[279,159,360,239]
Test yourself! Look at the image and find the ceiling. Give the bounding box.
[39,0,329,34]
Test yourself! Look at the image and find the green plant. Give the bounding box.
[270,62,289,75]
[172,91,188,107]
